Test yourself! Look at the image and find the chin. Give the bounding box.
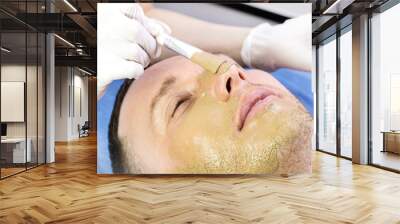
[243,100,313,176]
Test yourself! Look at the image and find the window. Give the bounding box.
[317,36,337,154]
[339,28,352,158]
[0,1,46,179]
[370,3,400,171]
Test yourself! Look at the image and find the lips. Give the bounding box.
[236,88,279,131]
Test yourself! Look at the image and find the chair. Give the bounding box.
[79,121,90,138]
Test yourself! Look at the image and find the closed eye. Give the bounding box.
[171,95,192,118]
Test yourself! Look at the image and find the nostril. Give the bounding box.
[226,77,232,93]
[238,72,245,80]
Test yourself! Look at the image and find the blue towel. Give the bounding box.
[97,80,125,173]
[271,68,313,116]
[97,68,313,173]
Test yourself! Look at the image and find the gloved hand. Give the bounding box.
[98,3,171,97]
[241,14,311,72]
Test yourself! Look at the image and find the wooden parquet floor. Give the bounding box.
[1,135,400,224]
[1,167,26,178]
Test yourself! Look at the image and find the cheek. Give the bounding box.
[166,95,311,174]
[167,93,237,166]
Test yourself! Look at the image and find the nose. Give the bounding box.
[213,65,247,101]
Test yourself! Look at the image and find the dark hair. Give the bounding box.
[108,79,134,173]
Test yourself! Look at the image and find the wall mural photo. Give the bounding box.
[97,3,313,175]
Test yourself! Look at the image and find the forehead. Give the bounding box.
[137,56,205,87]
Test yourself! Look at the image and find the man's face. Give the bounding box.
[118,55,312,175]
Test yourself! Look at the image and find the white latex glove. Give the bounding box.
[97,3,171,97]
[241,14,312,72]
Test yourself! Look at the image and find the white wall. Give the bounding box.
[1,65,36,138]
[1,65,26,138]
[1,63,46,164]
[54,67,89,141]
[1,82,25,122]
[71,72,89,138]
[55,66,69,141]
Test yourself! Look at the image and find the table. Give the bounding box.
[1,138,31,164]
[381,131,400,154]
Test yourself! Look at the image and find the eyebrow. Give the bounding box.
[150,76,177,119]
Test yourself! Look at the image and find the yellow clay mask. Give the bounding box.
[165,53,312,174]
[191,52,234,75]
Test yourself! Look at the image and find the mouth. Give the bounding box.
[236,88,280,131]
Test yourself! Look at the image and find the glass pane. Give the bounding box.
[1,31,27,177]
[312,45,317,151]
[27,31,38,169]
[340,29,352,158]
[38,32,45,165]
[0,1,46,178]
[371,4,400,171]
[27,0,39,170]
[318,37,337,154]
